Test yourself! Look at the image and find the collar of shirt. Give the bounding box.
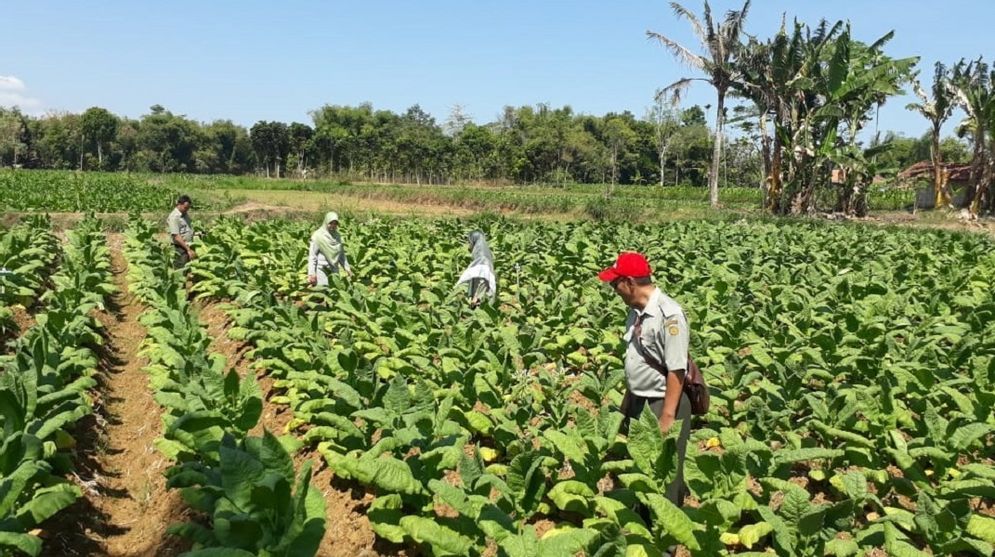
[635,287,663,320]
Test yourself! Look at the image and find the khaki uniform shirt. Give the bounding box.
[622,287,690,398]
[167,208,193,245]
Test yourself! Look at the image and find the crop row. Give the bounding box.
[0,217,60,338]
[122,217,325,556]
[186,216,995,556]
[0,217,114,555]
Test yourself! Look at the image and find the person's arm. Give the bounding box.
[659,368,685,431]
[655,311,690,432]
[173,234,195,258]
[339,246,352,275]
[307,240,319,284]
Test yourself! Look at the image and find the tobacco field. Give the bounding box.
[0,214,993,556]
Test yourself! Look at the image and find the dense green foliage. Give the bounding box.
[0,170,233,212]
[0,217,114,556]
[185,215,994,556]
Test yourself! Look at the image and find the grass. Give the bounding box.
[6,170,990,238]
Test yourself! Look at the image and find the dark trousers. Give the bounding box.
[623,392,692,507]
[173,244,190,269]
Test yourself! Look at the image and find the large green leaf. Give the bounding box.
[638,493,700,550]
[547,480,595,515]
[366,456,425,495]
[626,405,663,488]
[0,531,43,557]
[15,482,81,526]
[399,515,474,556]
[966,514,995,545]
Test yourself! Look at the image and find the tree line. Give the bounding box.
[0,101,724,187]
[0,99,965,193]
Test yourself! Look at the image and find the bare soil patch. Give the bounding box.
[0,305,35,348]
[850,210,995,237]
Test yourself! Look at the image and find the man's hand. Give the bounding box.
[658,369,686,432]
[187,249,197,260]
[307,274,317,286]
[469,298,480,309]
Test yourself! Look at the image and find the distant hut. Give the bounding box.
[897,162,972,209]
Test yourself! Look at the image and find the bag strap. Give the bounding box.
[634,313,691,371]
[631,313,695,402]
[632,314,669,376]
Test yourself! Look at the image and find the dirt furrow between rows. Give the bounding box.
[41,240,189,557]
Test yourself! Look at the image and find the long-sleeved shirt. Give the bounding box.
[308,238,350,276]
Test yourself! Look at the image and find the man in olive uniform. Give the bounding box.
[167,195,195,269]
[598,251,692,507]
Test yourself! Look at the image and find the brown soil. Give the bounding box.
[532,519,556,540]
[869,210,995,237]
[0,304,35,349]
[195,301,250,377]
[40,239,190,557]
[9,304,34,335]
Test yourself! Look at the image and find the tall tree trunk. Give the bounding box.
[708,90,726,208]
[931,122,948,208]
[611,144,618,195]
[758,113,771,205]
[969,129,986,215]
[97,142,103,168]
[979,141,995,215]
[768,138,783,213]
[658,144,669,187]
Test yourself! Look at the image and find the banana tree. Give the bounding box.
[951,58,995,216]
[736,20,915,215]
[907,63,957,208]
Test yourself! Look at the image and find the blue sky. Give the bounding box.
[3,1,993,137]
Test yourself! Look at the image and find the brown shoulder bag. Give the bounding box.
[632,328,710,416]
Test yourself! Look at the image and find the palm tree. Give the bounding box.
[906,63,957,208]
[647,0,751,208]
[951,58,995,216]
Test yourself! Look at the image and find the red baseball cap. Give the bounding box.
[598,251,652,282]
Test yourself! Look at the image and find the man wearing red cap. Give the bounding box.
[599,251,692,506]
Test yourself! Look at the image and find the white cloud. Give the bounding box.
[0,75,43,113]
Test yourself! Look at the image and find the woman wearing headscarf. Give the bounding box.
[456,230,496,308]
[307,212,352,286]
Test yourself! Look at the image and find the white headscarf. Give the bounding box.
[456,231,496,299]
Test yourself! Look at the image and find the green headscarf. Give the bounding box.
[311,212,344,266]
